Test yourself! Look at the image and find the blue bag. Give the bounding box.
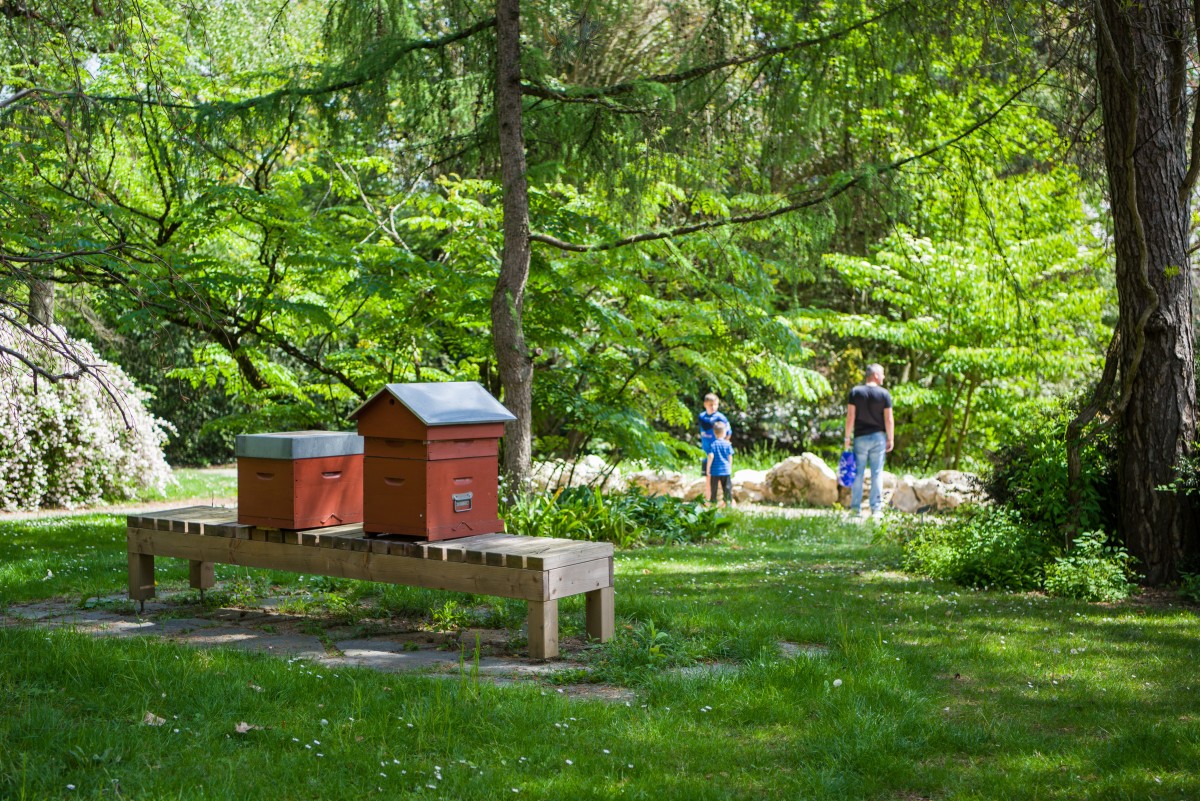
[837,449,856,488]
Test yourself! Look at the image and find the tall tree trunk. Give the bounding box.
[28,277,54,326]
[1095,0,1197,583]
[492,0,534,492]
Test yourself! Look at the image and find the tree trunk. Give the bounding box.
[492,0,534,492]
[28,277,54,326]
[1095,0,1197,583]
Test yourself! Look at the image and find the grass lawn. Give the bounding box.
[1,510,1198,800]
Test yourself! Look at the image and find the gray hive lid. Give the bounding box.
[236,430,364,460]
[349,382,516,426]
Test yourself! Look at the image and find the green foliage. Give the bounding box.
[586,619,703,684]
[1156,444,1200,498]
[903,506,1053,590]
[1042,530,1136,603]
[986,407,1115,537]
[500,487,731,548]
[1045,533,1134,601]
[1178,573,1200,604]
[430,599,473,633]
[808,161,1109,471]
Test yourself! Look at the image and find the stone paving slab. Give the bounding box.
[0,592,611,695]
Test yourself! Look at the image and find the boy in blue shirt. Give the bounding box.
[698,393,733,473]
[706,421,734,507]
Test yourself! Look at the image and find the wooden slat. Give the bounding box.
[460,534,537,565]
[546,558,612,600]
[510,540,612,570]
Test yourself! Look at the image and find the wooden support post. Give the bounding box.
[527,599,559,659]
[585,586,614,642]
[189,560,214,600]
[128,549,155,612]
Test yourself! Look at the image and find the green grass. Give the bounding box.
[145,466,238,504]
[2,511,1199,799]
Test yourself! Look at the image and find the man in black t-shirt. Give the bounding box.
[843,363,894,518]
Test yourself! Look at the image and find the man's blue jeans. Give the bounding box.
[851,431,887,514]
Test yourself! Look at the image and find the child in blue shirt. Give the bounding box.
[706,421,734,507]
[698,393,733,473]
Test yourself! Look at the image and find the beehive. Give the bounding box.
[236,430,364,529]
[349,382,515,540]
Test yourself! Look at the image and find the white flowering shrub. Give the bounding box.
[0,320,174,511]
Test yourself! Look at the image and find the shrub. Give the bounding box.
[0,320,173,510]
[501,486,731,548]
[902,506,1053,590]
[1043,530,1136,602]
[986,406,1116,537]
[1178,573,1200,604]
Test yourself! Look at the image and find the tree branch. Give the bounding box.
[520,4,909,103]
[530,59,1058,253]
[0,17,498,115]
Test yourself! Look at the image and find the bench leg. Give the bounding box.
[189,560,214,599]
[528,599,559,659]
[585,586,614,642]
[128,551,155,611]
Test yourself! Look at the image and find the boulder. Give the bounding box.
[889,476,922,513]
[838,469,898,508]
[626,470,690,498]
[683,477,709,501]
[937,490,966,511]
[935,469,970,487]
[733,469,768,503]
[531,456,625,492]
[911,477,943,507]
[765,453,839,507]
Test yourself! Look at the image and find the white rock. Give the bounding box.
[732,469,768,503]
[627,470,683,497]
[912,478,942,506]
[937,490,965,510]
[683,478,708,501]
[890,478,922,513]
[764,453,839,507]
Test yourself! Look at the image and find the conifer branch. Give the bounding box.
[530,57,1058,253]
[0,17,497,114]
[520,4,909,105]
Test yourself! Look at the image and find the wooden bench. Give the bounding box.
[126,506,614,659]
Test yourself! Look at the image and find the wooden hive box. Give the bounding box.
[236,430,364,530]
[350,382,516,540]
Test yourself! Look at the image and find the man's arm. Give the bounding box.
[884,408,894,453]
[844,405,856,450]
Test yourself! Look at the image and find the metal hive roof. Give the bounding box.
[349,381,515,426]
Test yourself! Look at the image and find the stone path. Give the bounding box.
[2,591,636,701]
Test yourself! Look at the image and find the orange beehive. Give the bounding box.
[349,382,515,540]
[236,431,364,529]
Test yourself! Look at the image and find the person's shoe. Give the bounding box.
[871,509,885,521]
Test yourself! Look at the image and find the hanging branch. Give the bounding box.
[520,4,910,104]
[529,57,1061,253]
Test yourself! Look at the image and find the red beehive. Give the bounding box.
[350,382,516,541]
[236,431,364,529]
